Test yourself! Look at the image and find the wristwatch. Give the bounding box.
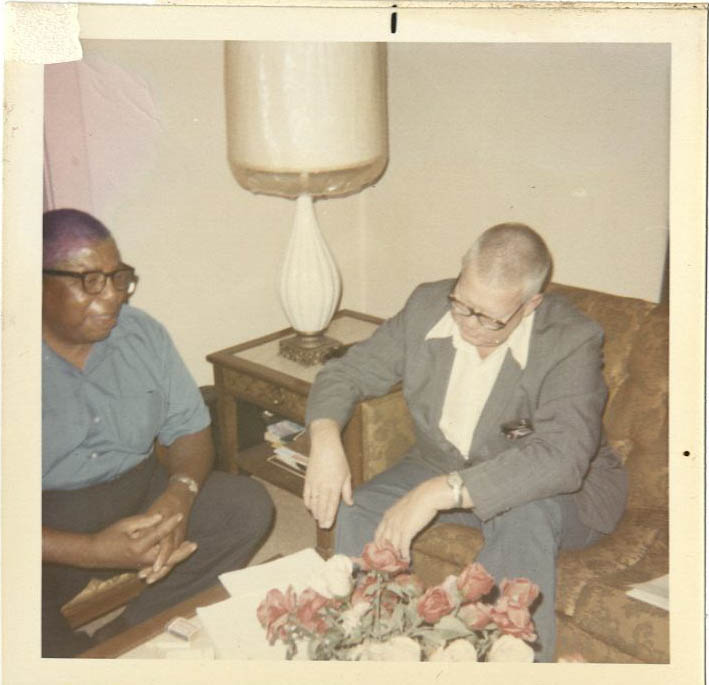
[446,471,464,508]
[169,473,199,496]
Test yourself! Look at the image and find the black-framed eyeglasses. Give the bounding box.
[42,265,138,295]
[447,291,525,331]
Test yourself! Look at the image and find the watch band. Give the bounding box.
[169,473,199,495]
[446,471,464,508]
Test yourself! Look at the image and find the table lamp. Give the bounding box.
[225,41,389,365]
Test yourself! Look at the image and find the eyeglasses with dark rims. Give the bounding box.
[42,265,138,295]
[447,290,525,331]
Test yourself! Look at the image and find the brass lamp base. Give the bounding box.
[278,333,343,367]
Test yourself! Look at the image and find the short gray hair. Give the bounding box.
[462,223,553,300]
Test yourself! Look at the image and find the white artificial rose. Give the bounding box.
[305,555,353,599]
[428,639,478,662]
[323,554,354,597]
[487,635,535,662]
[360,636,422,661]
[340,602,370,637]
[440,574,461,603]
[305,572,333,599]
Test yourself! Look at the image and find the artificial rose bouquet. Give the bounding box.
[256,541,540,662]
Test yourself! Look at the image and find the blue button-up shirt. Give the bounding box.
[42,305,210,491]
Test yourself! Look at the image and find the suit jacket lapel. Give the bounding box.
[417,337,456,437]
[468,350,524,458]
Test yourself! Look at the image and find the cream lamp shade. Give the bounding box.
[225,41,389,364]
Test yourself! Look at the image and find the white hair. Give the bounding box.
[462,223,552,300]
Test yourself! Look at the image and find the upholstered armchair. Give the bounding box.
[347,283,669,663]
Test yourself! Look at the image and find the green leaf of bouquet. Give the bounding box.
[387,585,408,598]
[410,627,446,649]
[434,615,472,637]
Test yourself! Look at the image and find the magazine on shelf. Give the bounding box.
[264,418,305,446]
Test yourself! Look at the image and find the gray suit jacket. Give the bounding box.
[306,279,627,534]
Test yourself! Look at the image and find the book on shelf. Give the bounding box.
[267,445,308,479]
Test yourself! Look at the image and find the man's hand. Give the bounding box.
[136,426,213,583]
[303,418,353,529]
[87,511,189,570]
[138,485,197,584]
[374,475,459,562]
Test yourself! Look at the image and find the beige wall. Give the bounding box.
[46,40,669,383]
[364,43,670,317]
[51,40,367,385]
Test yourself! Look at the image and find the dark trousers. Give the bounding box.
[42,455,274,657]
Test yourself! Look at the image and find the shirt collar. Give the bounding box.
[426,308,535,369]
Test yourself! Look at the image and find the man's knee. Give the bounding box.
[335,497,360,532]
[193,472,274,541]
[485,498,563,544]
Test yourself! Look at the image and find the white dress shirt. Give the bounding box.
[425,309,535,458]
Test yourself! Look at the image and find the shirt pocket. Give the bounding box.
[110,388,166,454]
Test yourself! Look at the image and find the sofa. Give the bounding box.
[351,282,669,663]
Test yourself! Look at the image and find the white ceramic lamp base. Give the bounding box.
[278,195,342,366]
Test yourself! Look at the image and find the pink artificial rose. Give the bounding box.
[490,597,537,642]
[380,588,399,616]
[457,602,493,630]
[351,575,398,615]
[256,586,297,644]
[360,541,410,574]
[295,588,330,635]
[499,578,540,609]
[456,563,495,602]
[393,573,425,596]
[417,584,455,624]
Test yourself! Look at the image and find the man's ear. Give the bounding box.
[524,293,544,316]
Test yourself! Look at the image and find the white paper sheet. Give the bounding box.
[626,574,669,611]
[218,547,325,596]
[196,548,325,660]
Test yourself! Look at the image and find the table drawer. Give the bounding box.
[222,369,307,421]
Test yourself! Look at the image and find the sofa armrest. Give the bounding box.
[358,390,415,481]
[556,506,668,617]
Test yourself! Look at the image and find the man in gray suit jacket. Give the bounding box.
[304,223,627,661]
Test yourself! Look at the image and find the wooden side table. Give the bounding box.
[206,310,407,558]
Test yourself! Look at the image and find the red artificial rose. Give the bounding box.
[295,588,330,635]
[456,563,495,602]
[457,601,494,630]
[257,586,297,644]
[417,585,455,624]
[490,597,537,642]
[499,578,540,609]
[351,574,379,606]
[360,541,410,574]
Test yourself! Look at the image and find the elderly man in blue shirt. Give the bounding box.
[41,209,274,657]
